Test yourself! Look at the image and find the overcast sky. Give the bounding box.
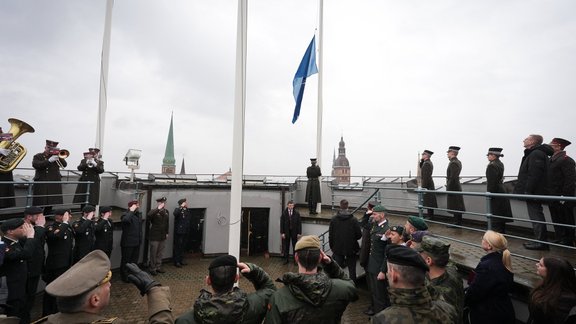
[1,0,575,179]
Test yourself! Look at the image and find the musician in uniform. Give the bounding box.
[32,140,66,216]
[22,206,46,319]
[94,206,114,257]
[147,197,169,275]
[173,198,191,267]
[42,209,74,316]
[73,148,105,209]
[72,205,96,263]
[37,250,173,323]
[1,218,36,323]
[0,127,16,209]
[305,158,322,215]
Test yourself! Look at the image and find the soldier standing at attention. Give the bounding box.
[365,205,391,316]
[173,198,191,267]
[446,146,465,227]
[72,205,96,263]
[372,245,456,324]
[22,206,46,319]
[147,197,169,275]
[420,150,438,219]
[485,148,513,234]
[42,209,74,316]
[305,158,322,215]
[94,206,113,257]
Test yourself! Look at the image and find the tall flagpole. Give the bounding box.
[316,0,324,214]
[95,0,114,152]
[228,0,248,260]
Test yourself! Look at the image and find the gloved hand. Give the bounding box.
[48,155,59,163]
[0,148,10,156]
[126,263,160,296]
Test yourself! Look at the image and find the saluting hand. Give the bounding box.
[36,214,46,227]
[238,262,251,274]
[23,223,35,238]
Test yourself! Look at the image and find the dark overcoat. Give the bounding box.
[446,157,465,212]
[94,218,113,257]
[513,144,552,196]
[328,211,362,255]
[32,152,66,207]
[73,158,105,205]
[420,159,438,208]
[0,171,15,208]
[548,151,576,201]
[121,210,142,247]
[305,165,322,204]
[486,159,513,222]
[72,217,95,262]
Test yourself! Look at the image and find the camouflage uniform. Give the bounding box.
[265,260,358,324]
[372,286,456,324]
[176,263,276,324]
[428,268,464,324]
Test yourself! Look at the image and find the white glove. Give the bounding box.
[0,148,10,156]
[48,155,59,163]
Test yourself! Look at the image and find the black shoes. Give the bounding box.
[523,242,550,250]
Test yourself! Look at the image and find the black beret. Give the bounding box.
[1,218,24,232]
[386,244,429,272]
[82,205,96,213]
[209,255,237,270]
[156,197,167,203]
[100,206,112,214]
[178,198,187,205]
[53,209,68,216]
[24,206,43,215]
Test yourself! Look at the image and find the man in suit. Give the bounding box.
[420,150,437,218]
[365,204,391,316]
[446,146,465,226]
[280,200,302,265]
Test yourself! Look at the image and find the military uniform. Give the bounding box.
[446,147,465,225]
[420,152,438,215]
[94,217,113,257]
[32,142,66,213]
[428,270,464,323]
[26,220,46,320]
[486,152,513,233]
[372,286,456,324]
[172,203,191,266]
[73,157,105,206]
[366,215,390,313]
[305,159,322,214]
[120,204,142,282]
[72,217,95,263]
[176,263,276,324]
[147,199,170,273]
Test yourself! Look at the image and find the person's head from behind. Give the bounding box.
[294,235,322,272]
[207,255,239,294]
[417,236,450,269]
[482,230,512,272]
[46,250,112,314]
[385,245,429,289]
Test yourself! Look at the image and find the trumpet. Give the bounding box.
[49,148,69,169]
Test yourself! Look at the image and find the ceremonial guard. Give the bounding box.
[446,146,465,226]
[420,150,438,218]
[305,158,322,214]
[1,218,36,323]
[94,206,114,257]
[548,138,576,246]
[173,198,191,267]
[73,148,105,208]
[72,205,96,263]
[32,140,67,215]
[42,209,74,316]
[485,148,513,234]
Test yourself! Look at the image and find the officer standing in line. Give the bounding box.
[42,209,74,316]
[94,206,114,257]
[22,206,46,319]
[173,198,191,267]
[72,205,96,263]
[365,205,391,316]
[147,197,169,275]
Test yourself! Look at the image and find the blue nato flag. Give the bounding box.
[292,35,319,124]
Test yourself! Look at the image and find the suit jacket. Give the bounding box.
[329,211,362,255]
[280,208,301,237]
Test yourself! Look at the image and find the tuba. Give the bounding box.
[0,118,35,172]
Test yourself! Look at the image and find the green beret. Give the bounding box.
[373,205,387,213]
[390,225,404,235]
[386,244,429,272]
[46,250,111,297]
[295,235,320,251]
[1,218,24,232]
[416,236,450,258]
[408,216,428,231]
[209,255,237,270]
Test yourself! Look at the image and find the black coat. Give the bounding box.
[32,152,66,206]
[44,221,74,272]
[1,236,35,301]
[121,210,142,247]
[73,158,104,205]
[94,218,113,257]
[329,211,362,255]
[173,207,192,235]
[0,171,15,208]
[486,159,513,222]
[72,217,95,262]
[305,165,322,204]
[465,251,515,324]
[420,159,438,208]
[359,211,372,268]
[447,157,465,212]
[514,144,553,196]
[366,220,390,275]
[548,151,576,201]
[26,225,46,277]
[280,208,302,237]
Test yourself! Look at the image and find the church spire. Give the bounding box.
[162,112,176,174]
[180,157,186,175]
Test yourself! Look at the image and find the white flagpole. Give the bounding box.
[95,0,114,153]
[228,0,248,260]
[315,0,324,214]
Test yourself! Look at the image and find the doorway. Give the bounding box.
[187,208,205,253]
[240,208,269,256]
